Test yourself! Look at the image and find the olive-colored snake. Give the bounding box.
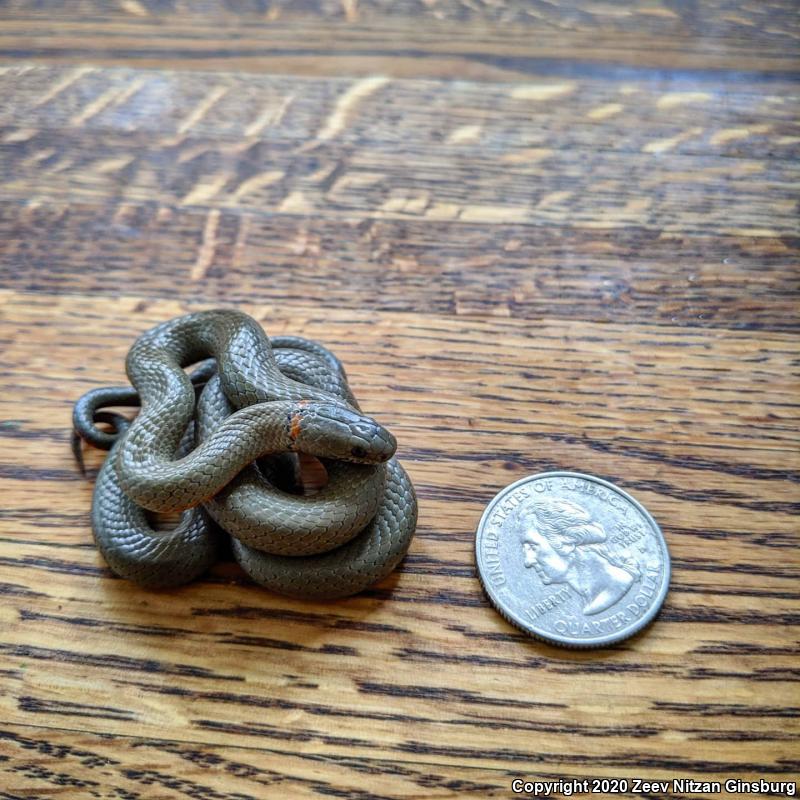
[72,310,417,598]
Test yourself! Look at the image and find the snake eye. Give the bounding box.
[351,445,367,459]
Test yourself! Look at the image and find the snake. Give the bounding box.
[73,310,417,598]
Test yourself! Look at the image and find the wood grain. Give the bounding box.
[0,66,797,241]
[0,723,519,799]
[0,3,798,798]
[1,1,799,79]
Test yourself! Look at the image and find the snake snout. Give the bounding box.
[298,403,396,463]
[351,420,396,463]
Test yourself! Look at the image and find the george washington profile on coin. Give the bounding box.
[518,498,641,616]
[477,472,670,646]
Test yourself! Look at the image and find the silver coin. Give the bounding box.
[475,471,670,648]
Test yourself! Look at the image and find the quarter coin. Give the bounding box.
[475,472,670,648]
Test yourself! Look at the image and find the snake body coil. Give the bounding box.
[74,310,417,598]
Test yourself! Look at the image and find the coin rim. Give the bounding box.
[475,471,671,648]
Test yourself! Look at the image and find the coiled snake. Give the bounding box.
[72,310,417,599]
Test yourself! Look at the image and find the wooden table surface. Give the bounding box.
[0,2,798,798]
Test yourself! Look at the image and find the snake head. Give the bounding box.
[292,402,396,463]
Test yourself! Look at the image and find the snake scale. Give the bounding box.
[72,310,417,598]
